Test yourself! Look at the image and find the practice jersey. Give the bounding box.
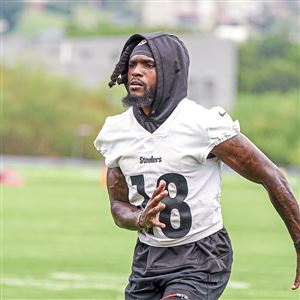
[94,98,240,247]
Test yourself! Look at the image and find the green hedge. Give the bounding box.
[2,66,299,166]
[238,35,299,93]
[2,65,119,159]
[232,91,299,166]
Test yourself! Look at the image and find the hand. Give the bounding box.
[138,180,168,229]
[292,248,300,290]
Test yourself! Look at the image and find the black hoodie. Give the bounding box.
[120,32,190,133]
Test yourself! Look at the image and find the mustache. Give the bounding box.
[129,78,145,86]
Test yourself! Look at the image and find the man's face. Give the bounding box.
[127,54,157,97]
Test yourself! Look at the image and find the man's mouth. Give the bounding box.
[129,79,144,88]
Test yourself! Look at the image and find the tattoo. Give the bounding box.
[106,167,141,230]
[212,133,300,244]
[107,167,128,202]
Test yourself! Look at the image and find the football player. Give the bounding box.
[94,33,300,300]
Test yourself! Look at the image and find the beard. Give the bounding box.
[122,88,155,109]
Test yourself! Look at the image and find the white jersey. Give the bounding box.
[94,98,240,247]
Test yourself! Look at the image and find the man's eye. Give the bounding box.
[147,63,155,68]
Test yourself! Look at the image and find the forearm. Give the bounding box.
[213,134,300,243]
[211,133,300,289]
[263,167,300,290]
[111,199,142,230]
[106,167,143,231]
[262,168,300,244]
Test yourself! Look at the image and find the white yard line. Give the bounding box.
[1,272,249,291]
[228,280,250,289]
[50,272,125,282]
[1,273,125,291]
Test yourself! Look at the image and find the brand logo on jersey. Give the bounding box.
[219,111,226,117]
[140,156,162,164]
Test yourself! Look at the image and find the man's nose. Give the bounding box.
[132,63,143,76]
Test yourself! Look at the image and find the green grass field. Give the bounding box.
[2,165,300,300]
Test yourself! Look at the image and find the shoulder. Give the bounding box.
[94,108,133,152]
[103,108,133,130]
[183,99,233,123]
[178,98,207,119]
[180,98,219,116]
[179,98,219,127]
[99,108,133,138]
[206,105,237,127]
[180,99,240,135]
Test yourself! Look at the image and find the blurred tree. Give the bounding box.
[0,1,24,32]
[2,65,117,159]
[238,35,299,93]
[232,91,299,166]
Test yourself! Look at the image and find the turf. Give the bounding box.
[1,165,300,299]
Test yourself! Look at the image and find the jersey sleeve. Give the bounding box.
[94,117,120,168]
[198,106,240,163]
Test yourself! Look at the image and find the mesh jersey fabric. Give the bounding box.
[94,98,240,247]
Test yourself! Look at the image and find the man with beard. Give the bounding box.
[94,33,300,300]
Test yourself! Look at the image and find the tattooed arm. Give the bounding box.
[211,133,300,290]
[106,167,167,230]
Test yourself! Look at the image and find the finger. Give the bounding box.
[291,273,300,290]
[151,180,166,198]
[150,180,166,200]
[151,219,166,229]
[148,202,166,216]
[291,282,300,290]
[148,190,168,208]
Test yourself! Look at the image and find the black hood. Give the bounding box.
[120,32,190,133]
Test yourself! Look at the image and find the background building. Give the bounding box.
[3,34,237,109]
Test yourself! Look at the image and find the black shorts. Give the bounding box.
[125,228,233,300]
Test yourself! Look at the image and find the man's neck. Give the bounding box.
[142,106,151,116]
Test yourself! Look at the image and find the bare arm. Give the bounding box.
[106,167,167,230]
[211,133,300,290]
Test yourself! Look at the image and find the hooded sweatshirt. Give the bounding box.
[120,32,190,133]
[94,33,240,248]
